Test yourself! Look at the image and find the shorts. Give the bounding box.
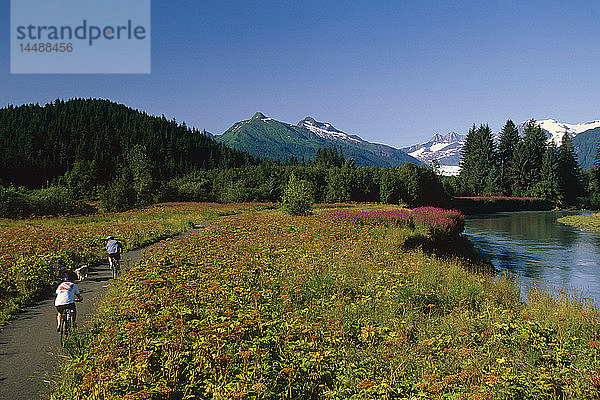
[56,303,76,313]
[108,253,120,261]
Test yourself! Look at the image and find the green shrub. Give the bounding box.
[0,187,28,218]
[282,173,314,216]
[0,186,94,218]
[28,187,73,215]
[100,176,137,212]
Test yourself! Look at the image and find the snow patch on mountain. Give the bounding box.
[401,132,466,175]
[438,165,461,176]
[298,116,362,144]
[518,119,600,145]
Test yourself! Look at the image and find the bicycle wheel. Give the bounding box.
[59,314,66,346]
[60,312,71,347]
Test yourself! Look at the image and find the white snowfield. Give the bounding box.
[430,142,452,152]
[299,117,362,143]
[408,148,426,157]
[438,165,460,176]
[527,119,600,145]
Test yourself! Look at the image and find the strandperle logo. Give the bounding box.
[11,0,151,74]
[15,20,147,46]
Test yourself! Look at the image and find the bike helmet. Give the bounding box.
[106,236,114,240]
[63,271,78,282]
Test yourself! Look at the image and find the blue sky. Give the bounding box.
[2,0,600,147]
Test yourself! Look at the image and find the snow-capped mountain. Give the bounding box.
[216,113,421,167]
[405,119,600,175]
[297,117,362,143]
[401,132,466,175]
[517,119,600,145]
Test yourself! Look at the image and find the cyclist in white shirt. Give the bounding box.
[55,271,82,331]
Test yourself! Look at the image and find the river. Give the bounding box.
[463,210,600,303]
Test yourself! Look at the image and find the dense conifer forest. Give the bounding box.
[0,98,255,188]
[457,120,591,207]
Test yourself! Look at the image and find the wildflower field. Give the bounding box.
[0,202,270,324]
[55,210,600,399]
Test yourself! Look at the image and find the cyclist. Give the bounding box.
[55,271,83,331]
[106,235,122,275]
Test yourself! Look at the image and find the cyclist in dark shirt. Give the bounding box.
[105,236,122,274]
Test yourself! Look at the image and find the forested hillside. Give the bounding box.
[216,112,420,167]
[0,99,256,187]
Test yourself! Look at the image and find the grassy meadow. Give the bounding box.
[558,213,600,233]
[0,202,272,324]
[53,207,600,399]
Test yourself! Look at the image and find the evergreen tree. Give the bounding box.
[592,136,600,192]
[508,141,533,196]
[558,133,584,205]
[126,144,154,206]
[459,124,496,195]
[531,143,560,202]
[398,163,447,206]
[325,165,352,203]
[497,120,520,194]
[379,168,399,204]
[521,120,547,180]
[315,145,345,168]
[66,159,98,199]
[0,99,257,187]
[482,164,503,196]
[508,120,547,195]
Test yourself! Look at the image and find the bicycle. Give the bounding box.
[58,305,77,347]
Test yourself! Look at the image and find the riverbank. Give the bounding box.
[450,196,553,214]
[557,212,600,232]
[53,209,600,399]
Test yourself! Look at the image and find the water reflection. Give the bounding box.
[464,211,600,302]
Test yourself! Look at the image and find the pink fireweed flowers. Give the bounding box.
[323,207,465,237]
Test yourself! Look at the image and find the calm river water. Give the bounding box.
[464,211,600,303]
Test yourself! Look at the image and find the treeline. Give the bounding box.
[0,186,95,218]
[0,99,256,188]
[0,144,446,216]
[454,120,590,207]
[90,145,447,211]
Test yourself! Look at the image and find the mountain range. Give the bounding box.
[400,132,466,176]
[215,113,421,167]
[216,114,600,174]
[404,119,600,174]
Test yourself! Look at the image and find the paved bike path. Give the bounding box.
[0,224,210,400]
